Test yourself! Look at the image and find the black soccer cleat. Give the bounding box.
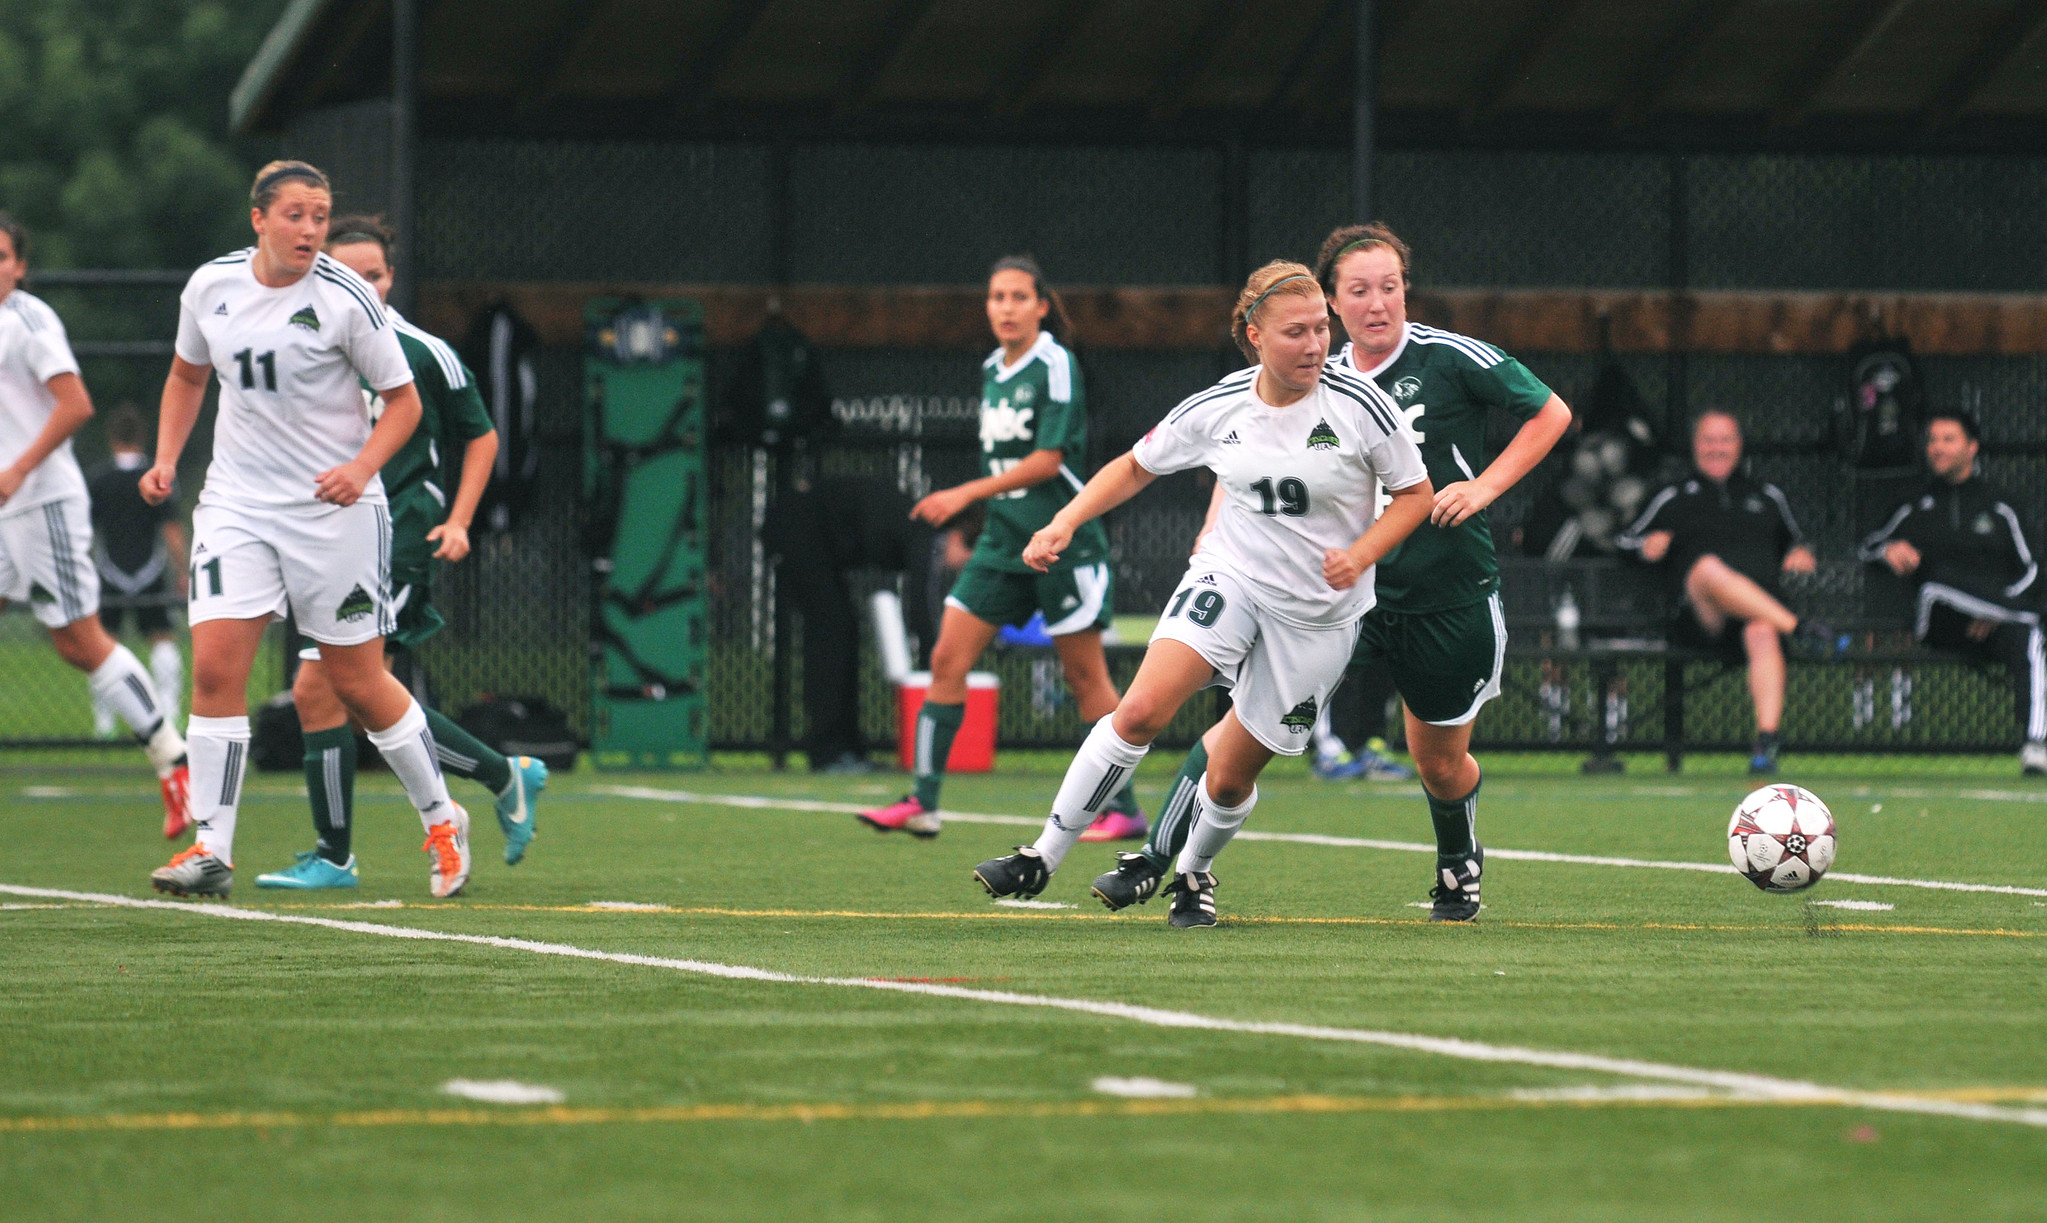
[1788,619,1849,661]
[1429,845,1484,922]
[1164,871,1218,929]
[973,847,1051,899]
[1091,852,1167,911]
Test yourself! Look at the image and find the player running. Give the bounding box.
[859,256,1146,842]
[146,161,471,900]
[1096,224,1572,922]
[0,214,192,838]
[973,261,1431,927]
[255,215,545,892]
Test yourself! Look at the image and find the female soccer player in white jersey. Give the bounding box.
[144,161,471,900]
[858,256,1144,841]
[972,261,1432,927]
[0,213,191,836]
[1103,224,1572,922]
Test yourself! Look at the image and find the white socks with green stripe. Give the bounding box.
[364,699,455,830]
[89,645,184,775]
[188,714,249,864]
[1176,777,1257,875]
[1031,715,1149,872]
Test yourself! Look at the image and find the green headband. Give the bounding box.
[1244,273,1313,326]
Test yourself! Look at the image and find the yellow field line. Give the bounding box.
[4,1086,2043,1135]
[239,901,2047,940]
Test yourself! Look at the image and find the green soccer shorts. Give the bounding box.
[1352,592,1506,727]
[945,558,1113,635]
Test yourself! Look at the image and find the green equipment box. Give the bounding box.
[583,298,708,769]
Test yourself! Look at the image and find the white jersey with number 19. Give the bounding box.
[1133,363,1427,628]
[175,249,412,511]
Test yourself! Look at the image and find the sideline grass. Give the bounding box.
[3,755,2045,1220]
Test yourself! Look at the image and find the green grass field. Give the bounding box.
[4,751,2046,1221]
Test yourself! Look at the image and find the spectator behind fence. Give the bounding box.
[86,404,185,734]
[1615,410,1840,774]
[1859,410,2045,775]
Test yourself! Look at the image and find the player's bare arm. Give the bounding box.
[0,371,92,506]
[142,355,210,505]
[910,446,1064,526]
[1326,476,1433,590]
[316,379,420,507]
[429,429,499,561]
[1430,393,1572,527]
[1022,451,1155,571]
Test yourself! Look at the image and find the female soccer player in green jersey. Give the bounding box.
[1094,224,1573,921]
[251,215,549,896]
[859,257,1145,841]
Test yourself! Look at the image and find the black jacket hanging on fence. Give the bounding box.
[459,300,542,532]
[1858,474,2038,622]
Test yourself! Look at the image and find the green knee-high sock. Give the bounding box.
[304,726,357,866]
[1140,739,1208,871]
[1427,769,1482,859]
[911,701,966,811]
[425,707,513,795]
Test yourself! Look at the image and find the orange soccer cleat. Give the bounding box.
[160,762,193,840]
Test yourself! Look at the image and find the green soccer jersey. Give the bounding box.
[1343,324,1553,614]
[971,331,1108,574]
[367,309,496,554]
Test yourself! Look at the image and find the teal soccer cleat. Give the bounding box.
[495,755,548,865]
[255,851,360,890]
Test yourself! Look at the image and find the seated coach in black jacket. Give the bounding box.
[1860,409,2044,774]
[1617,410,1836,774]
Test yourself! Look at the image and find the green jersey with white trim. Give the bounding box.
[366,308,496,542]
[1342,324,1553,613]
[972,331,1108,574]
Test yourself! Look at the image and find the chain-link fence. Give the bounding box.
[12,139,2047,755]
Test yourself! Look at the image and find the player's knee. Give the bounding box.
[1743,619,1780,654]
[1205,777,1253,808]
[1110,697,1170,743]
[1412,749,1463,794]
[189,656,241,704]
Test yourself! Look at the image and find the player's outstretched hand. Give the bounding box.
[314,461,373,507]
[1022,524,1071,573]
[428,521,471,562]
[138,463,177,506]
[1323,547,1364,590]
[1430,479,1496,527]
[911,487,973,527]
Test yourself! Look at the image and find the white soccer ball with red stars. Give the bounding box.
[1727,784,1836,892]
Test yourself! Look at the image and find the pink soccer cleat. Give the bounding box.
[1079,810,1148,843]
[857,796,940,839]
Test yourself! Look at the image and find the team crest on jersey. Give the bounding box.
[335,584,375,622]
[289,305,321,332]
[1305,419,1340,451]
[1744,496,1764,513]
[1280,697,1319,732]
[1391,376,1422,400]
[1974,513,1996,534]
[1013,382,1036,405]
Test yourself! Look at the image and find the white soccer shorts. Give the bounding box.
[0,495,100,628]
[188,498,393,647]
[1149,561,1360,756]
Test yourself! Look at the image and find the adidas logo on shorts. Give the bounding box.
[212,303,228,316]
[1196,574,1218,586]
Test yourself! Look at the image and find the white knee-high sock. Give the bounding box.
[1177,776,1258,875]
[1030,715,1149,872]
[149,638,183,729]
[89,646,185,775]
[365,699,455,829]
[188,714,249,864]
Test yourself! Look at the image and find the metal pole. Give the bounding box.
[390,0,418,318]
[1352,0,1376,219]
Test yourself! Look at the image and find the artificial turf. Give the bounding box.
[2,752,2045,1221]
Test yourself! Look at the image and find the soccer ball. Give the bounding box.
[1727,784,1836,892]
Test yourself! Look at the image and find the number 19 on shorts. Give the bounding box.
[1167,585,1226,627]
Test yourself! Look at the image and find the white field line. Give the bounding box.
[7,882,2045,1133]
[595,786,2047,899]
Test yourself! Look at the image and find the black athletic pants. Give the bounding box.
[1921,603,2047,743]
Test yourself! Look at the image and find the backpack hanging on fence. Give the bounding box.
[460,300,543,532]
[1836,338,1924,470]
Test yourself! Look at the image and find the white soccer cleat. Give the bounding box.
[423,803,472,898]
